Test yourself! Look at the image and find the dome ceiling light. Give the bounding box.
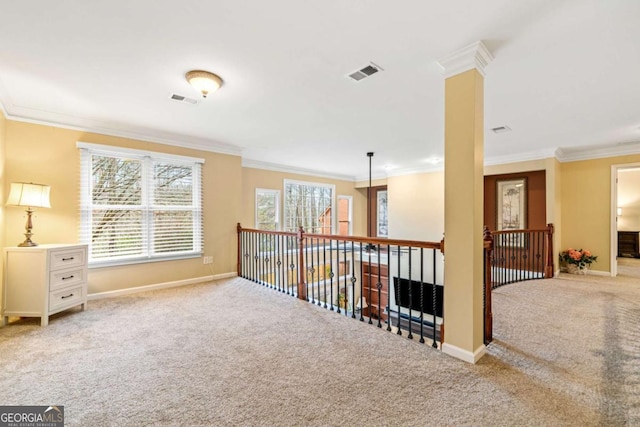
[185,70,223,98]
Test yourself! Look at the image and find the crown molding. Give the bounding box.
[556,141,640,162]
[484,148,557,167]
[0,99,8,119]
[437,40,494,78]
[242,158,357,182]
[377,164,444,179]
[381,148,558,178]
[1,103,242,156]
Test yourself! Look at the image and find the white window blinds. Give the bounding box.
[78,142,204,266]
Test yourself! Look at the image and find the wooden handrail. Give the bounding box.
[490,226,555,235]
[235,226,297,237]
[237,225,442,250]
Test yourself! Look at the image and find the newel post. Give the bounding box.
[297,226,307,300]
[236,223,242,277]
[544,223,555,278]
[483,226,494,344]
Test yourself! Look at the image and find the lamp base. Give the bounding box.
[18,230,37,247]
[18,209,39,247]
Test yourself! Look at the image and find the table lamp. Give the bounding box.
[6,182,51,247]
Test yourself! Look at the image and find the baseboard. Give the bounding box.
[586,269,610,277]
[442,342,486,364]
[87,272,237,300]
[560,268,609,277]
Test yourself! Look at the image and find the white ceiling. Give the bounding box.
[1,0,639,180]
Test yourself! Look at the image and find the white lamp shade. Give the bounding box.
[185,70,223,97]
[6,182,51,208]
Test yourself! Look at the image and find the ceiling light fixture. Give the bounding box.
[424,157,442,165]
[185,70,223,98]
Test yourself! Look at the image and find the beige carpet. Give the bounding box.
[0,273,638,426]
[617,257,640,278]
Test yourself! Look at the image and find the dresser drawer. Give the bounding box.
[49,268,86,291]
[50,248,86,271]
[49,286,84,312]
[363,263,388,277]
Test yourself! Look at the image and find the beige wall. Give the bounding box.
[241,167,366,236]
[0,111,6,306]
[387,172,444,242]
[551,157,562,273]
[4,120,242,294]
[561,154,640,274]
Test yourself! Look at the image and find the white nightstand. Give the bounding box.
[2,244,88,326]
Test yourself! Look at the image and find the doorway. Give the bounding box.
[611,163,640,277]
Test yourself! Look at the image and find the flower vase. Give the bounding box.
[567,264,587,275]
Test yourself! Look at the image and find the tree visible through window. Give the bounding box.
[284,180,335,234]
[255,189,280,231]
[79,143,203,265]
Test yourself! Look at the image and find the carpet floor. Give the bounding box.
[0,273,638,426]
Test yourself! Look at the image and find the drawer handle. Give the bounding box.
[62,257,75,261]
[61,293,74,299]
[62,275,75,280]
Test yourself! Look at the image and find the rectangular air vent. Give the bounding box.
[170,94,198,105]
[491,126,512,133]
[347,62,383,82]
[360,65,378,76]
[348,71,367,81]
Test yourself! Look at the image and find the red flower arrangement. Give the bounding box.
[559,248,597,270]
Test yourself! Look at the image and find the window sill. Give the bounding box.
[88,253,202,269]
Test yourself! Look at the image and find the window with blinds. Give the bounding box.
[78,142,204,266]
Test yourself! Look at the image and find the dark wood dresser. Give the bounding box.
[618,231,640,257]
[361,262,388,320]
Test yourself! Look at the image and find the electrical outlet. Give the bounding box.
[203,256,213,264]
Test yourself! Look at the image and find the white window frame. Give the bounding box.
[337,195,353,236]
[255,188,281,231]
[377,190,388,238]
[283,179,336,234]
[77,142,204,267]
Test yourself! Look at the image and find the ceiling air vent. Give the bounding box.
[169,93,198,105]
[347,62,383,82]
[491,126,512,133]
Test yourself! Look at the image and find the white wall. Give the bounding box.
[387,172,445,286]
[387,171,444,242]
